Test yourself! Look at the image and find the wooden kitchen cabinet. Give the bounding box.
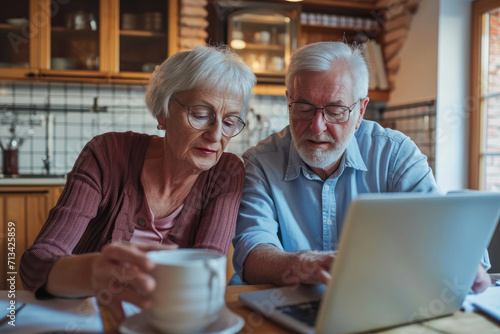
[208,0,391,100]
[0,0,178,83]
[298,1,390,100]
[0,0,39,79]
[0,185,64,290]
[40,0,105,78]
[298,0,384,46]
[112,0,178,80]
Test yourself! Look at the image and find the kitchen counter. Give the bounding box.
[0,175,67,186]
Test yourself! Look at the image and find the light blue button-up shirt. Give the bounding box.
[233,120,442,279]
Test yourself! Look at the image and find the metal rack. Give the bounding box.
[1,99,108,114]
[377,100,436,171]
[0,81,157,175]
[0,100,107,175]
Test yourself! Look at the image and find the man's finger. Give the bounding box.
[318,269,332,285]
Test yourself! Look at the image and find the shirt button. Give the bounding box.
[327,219,333,225]
[325,185,330,191]
[138,218,146,227]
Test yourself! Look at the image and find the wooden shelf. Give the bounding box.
[253,84,390,100]
[120,30,167,38]
[301,0,382,11]
[301,24,379,34]
[233,0,382,10]
[51,26,99,40]
[254,70,286,76]
[51,26,98,33]
[369,89,389,101]
[241,43,284,51]
[39,69,107,79]
[0,23,27,31]
[111,71,151,80]
[253,84,286,96]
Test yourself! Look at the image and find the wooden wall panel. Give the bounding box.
[5,196,27,291]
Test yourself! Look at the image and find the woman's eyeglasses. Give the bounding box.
[173,98,246,138]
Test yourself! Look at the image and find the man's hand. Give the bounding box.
[471,264,490,293]
[243,244,336,286]
[282,250,336,285]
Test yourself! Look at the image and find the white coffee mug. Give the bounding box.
[147,249,226,333]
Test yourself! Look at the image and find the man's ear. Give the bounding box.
[355,97,370,130]
[286,90,293,122]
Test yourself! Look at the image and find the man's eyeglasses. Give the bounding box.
[288,100,360,124]
[173,98,246,138]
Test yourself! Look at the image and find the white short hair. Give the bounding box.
[145,45,256,119]
[286,42,369,101]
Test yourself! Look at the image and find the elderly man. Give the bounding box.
[232,41,491,292]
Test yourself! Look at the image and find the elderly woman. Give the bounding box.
[20,45,256,317]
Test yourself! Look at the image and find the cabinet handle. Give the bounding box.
[25,72,36,78]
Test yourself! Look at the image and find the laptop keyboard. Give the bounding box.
[276,301,320,327]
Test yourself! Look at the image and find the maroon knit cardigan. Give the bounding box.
[20,131,244,294]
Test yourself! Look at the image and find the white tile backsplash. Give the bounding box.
[0,80,289,175]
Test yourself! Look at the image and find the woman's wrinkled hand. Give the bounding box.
[91,242,177,320]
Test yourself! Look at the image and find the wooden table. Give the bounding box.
[102,275,500,334]
[224,284,500,334]
[225,284,289,334]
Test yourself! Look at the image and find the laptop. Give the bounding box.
[238,192,500,334]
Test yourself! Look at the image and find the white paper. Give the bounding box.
[0,290,103,333]
[462,286,500,321]
[122,301,141,317]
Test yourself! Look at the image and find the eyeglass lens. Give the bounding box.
[188,106,245,137]
[290,101,358,124]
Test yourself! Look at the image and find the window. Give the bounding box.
[470,0,500,191]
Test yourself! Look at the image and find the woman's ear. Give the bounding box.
[156,115,166,129]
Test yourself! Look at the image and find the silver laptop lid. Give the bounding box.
[316,192,500,334]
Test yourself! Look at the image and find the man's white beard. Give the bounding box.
[291,127,356,169]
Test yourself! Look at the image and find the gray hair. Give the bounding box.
[145,45,256,119]
[285,42,369,101]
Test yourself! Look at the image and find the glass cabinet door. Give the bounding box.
[49,0,101,72]
[118,0,169,74]
[228,8,298,83]
[0,0,35,76]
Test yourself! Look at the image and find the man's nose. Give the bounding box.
[309,108,328,134]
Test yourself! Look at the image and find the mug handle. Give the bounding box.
[205,259,224,316]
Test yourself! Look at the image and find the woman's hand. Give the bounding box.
[90,242,177,320]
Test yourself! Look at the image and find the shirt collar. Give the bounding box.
[284,132,367,181]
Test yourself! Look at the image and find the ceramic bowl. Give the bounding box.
[6,18,29,26]
[51,57,75,70]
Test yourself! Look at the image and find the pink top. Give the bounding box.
[131,193,184,244]
[20,131,244,296]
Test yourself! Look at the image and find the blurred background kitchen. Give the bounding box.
[0,0,442,178]
[0,0,498,191]
[0,81,291,175]
[1,0,500,290]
